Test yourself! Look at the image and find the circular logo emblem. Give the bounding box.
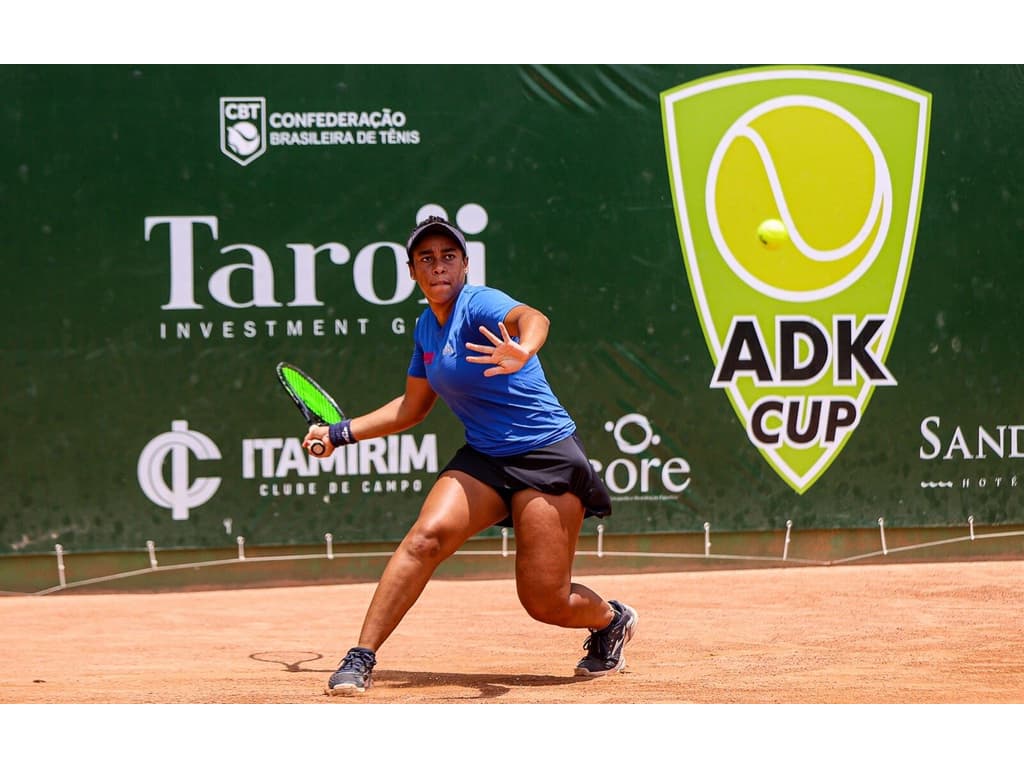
[707,95,892,302]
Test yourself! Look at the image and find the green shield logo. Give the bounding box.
[661,66,931,493]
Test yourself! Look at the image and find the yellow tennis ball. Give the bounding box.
[757,218,788,249]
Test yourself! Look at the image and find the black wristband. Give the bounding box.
[328,419,357,446]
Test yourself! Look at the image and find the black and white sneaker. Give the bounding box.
[326,647,377,695]
[574,600,638,677]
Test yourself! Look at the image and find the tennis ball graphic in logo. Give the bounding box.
[227,121,261,156]
[757,218,788,249]
[707,96,892,302]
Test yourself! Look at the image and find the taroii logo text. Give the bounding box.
[138,421,222,520]
[661,67,931,493]
[220,97,267,166]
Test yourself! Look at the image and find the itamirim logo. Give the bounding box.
[138,421,222,520]
[661,66,931,494]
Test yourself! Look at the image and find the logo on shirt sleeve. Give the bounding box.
[424,352,435,365]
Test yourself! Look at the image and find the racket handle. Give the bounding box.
[309,439,326,456]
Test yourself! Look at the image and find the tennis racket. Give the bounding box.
[276,362,345,456]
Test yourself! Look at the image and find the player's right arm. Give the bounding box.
[348,375,437,439]
[303,376,437,456]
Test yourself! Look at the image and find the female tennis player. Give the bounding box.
[302,215,637,695]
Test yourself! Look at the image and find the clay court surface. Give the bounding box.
[2,559,1023,705]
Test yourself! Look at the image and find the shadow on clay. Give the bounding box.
[249,650,589,699]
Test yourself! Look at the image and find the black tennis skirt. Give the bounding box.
[440,432,612,527]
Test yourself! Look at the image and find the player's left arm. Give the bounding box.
[501,304,550,357]
[465,303,550,377]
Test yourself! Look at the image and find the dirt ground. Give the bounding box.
[2,559,1023,705]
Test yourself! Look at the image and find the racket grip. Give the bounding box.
[309,439,326,456]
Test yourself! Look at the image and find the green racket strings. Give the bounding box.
[281,367,344,423]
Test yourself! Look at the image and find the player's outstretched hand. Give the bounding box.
[465,322,529,377]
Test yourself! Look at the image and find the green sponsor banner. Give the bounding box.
[3,65,1024,555]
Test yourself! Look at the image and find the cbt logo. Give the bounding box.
[137,421,222,520]
[661,67,931,493]
[220,97,266,166]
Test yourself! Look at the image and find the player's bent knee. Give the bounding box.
[399,530,446,563]
[401,523,466,564]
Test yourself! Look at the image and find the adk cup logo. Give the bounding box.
[220,97,267,166]
[661,66,931,493]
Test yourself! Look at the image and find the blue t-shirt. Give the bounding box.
[408,284,576,456]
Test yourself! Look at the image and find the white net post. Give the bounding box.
[237,536,246,561]
[501,528,509,557]
[783,520,793,560]
[55,544,66,588]
[146,540,158,569]
[325,533,334,560]
[597,523,605,558]
[704,522,711,557]
[878,517,888,555]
